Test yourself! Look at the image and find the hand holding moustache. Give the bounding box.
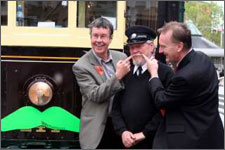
[142,54,159,78]
[115,56,132,80]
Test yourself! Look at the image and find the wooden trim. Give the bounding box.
[1,55,79,60]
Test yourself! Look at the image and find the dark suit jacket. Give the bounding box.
[149,50,224,149]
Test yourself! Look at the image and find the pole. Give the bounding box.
[220,30,223,47]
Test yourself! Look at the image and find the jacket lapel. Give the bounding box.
[111,51,120,69]
[177,50,194,71]
[88,50,106,82]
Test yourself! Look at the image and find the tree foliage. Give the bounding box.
[185,1,224,48]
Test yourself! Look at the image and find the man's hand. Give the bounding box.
[115,56,132,80]
[143,54,159,78]
[133,132,146,146]
[121,131,136,148]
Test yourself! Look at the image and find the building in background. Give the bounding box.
[186,20,224,74]
[1,1,184,148]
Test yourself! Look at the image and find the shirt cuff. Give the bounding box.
[149,76,159,82]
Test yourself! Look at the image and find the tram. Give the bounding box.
[1,1,184,148]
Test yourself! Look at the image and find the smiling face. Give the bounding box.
[159,31,180,66]
[91,27,112,59]
[129,41,154,66]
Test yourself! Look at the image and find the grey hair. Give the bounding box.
[88,17,114,37]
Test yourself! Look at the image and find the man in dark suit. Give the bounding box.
[73,17,131,149]
[144,21,224,149]
[111,26,174,149]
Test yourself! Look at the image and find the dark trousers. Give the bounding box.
[97,117,123,149]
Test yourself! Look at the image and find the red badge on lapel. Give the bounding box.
[94,66,104,76]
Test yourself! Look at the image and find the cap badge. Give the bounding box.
[130,33,137,39]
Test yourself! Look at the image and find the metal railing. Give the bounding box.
[218,77,224,86]
[218,85,224,127]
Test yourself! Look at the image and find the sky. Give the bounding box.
[204,1,224,28]
[207,1,224,11]
[215,1,224,9]
[212,1,224,27]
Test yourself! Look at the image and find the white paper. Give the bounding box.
[37,22,55,28]
[102,16,117,30]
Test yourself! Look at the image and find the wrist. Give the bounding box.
[151,71,158,77]
[115,72,122,80]
[139,132,146,140]
[121,130,127,136]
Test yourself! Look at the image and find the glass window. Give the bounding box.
[77,1,117,29]
[1,1,7,25]
[16,1,68,27]
[126,1,158,30]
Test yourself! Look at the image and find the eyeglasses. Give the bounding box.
[92,34,110,40]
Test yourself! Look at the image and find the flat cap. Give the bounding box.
[126,25,156,45]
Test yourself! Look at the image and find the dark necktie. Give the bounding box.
[137,66,142,76]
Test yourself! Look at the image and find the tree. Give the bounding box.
[185,1,224,48]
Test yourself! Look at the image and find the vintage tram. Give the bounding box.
[1,1,184,148]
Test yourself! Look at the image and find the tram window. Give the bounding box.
[1,1,7,25]
[16,1,68,27]
[77,1,117,29]
[126,1,158,31]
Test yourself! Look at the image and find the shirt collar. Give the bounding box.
[176,48,192,68]
[133,63,147,75]
[92,49,112,64]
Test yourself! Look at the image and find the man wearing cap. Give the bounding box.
[111,25,174,148]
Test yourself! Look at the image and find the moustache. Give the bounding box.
[1,106,80,132]
[131,54,143,57]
